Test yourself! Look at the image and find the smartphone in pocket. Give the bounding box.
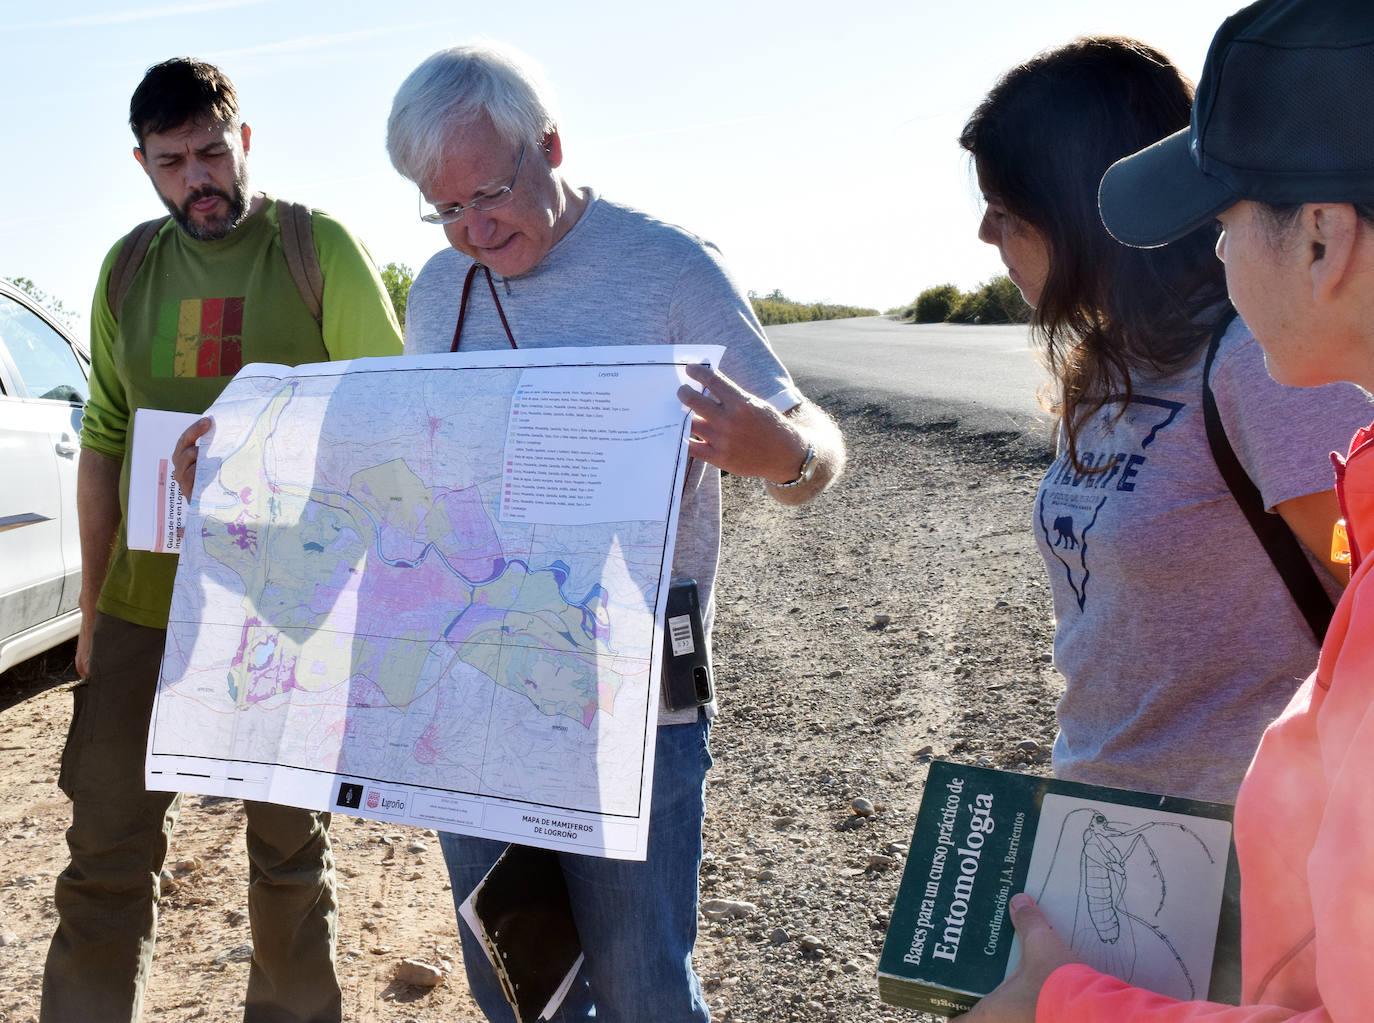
[661,580,713,710]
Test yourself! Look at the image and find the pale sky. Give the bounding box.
[1,0,1244,337]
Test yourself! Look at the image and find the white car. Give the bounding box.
[0,279,89,674]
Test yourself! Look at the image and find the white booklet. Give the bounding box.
[127,408,199,553]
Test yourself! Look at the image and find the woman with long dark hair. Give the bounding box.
[959,36,1369,803]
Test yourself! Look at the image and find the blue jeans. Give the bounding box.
[440,714,713,1022]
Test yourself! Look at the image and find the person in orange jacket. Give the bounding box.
[962,1,1374,1020]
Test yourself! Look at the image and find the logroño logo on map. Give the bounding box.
[366,788,408,814]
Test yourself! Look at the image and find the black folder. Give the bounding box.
[458,843,584,1022]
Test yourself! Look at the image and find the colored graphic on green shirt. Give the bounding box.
[152,296,246,378]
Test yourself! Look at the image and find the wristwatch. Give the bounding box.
[772,444,817,488]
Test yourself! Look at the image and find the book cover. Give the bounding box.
[877,760,1240,1017]
[457,844,584,1022]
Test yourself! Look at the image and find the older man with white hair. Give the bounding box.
[387,44,844,1021]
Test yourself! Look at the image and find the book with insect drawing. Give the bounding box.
[877,760,1241,1017]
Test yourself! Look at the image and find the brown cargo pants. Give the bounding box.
[41,612,341,1023]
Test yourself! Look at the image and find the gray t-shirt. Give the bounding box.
[406,192,802,724]
[1037,316,1373,802]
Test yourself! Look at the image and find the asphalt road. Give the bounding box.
[766,316,1056,458]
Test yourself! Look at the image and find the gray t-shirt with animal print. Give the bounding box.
[1037,316,1372,802]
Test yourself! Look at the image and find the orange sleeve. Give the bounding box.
[1038,965,1313,1023]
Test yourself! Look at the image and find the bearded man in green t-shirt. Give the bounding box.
[41,58,403,1023]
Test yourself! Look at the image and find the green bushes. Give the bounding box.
[950,276,1032,324]
[912,284,962,323]
[748,289,879,326]
[896,275,1031,325]
[380,262,414,333]
[4,276,76,328]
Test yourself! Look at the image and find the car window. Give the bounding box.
[0,293,88,403]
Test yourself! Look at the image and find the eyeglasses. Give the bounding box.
[419,144,526,225]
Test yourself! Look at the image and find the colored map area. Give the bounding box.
[149,348,708,850]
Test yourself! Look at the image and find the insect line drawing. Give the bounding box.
[1032,807,1216,997]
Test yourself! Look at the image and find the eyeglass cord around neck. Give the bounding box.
[451,261,518,352]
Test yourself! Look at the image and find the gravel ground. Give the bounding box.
[0,401,1062,1022]
[696,404,1060,1023]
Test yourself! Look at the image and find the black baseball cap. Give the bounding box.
[1099,0,1374,247]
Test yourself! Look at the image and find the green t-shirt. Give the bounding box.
[82,196,404,628]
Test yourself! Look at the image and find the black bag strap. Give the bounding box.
[1202,308,1334,643]
[106,201,324,326]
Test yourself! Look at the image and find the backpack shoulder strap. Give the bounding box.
[1202,307,1334,643]
[276,200,324,325]
[106,216,170,323]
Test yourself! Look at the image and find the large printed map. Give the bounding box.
[148,346,718,860]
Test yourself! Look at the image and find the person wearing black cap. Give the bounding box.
[961,1,1374,1019]
[960,35,1368,809]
